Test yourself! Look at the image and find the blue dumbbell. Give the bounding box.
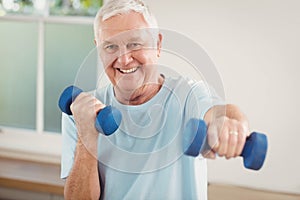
[183,119,268,170]
[58,85,122,135]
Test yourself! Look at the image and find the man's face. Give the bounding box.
[96,11,162,96]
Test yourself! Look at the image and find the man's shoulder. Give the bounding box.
[164,75,206,95]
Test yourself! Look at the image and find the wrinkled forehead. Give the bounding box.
[99,28,159,45]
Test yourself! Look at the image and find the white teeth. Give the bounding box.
[119,67,138,74]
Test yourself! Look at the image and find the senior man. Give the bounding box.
[61,0,249,199]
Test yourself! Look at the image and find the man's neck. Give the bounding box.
[114,75,164,105]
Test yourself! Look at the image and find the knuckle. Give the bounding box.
[237,137,246,146]
[219,130,229,143]
[239,123,250,137]
[218,152,224,157]
[229,136,238,145]
[202,151,211,158]
[76,92,89,100]
[235,151,241,157]
[218,148,226,156]
[226,151,234,159]
[70,102,78,113]
[237,131,246,145]
[207,132,218,148]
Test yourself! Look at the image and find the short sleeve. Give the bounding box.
[185,80,225,121]
[60,113,78,179]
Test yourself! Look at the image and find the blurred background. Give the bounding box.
[0,0,299,199]
[0,0,101,133]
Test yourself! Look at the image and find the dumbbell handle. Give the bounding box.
[183,119,268,170]
[58,85,122,135]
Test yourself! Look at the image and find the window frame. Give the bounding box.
[0,14,94,163]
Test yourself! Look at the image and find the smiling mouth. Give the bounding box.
[117,67,139,74]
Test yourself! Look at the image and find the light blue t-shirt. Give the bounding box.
[61,76,223,200]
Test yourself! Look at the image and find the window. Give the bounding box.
[0,21,37,130]
[0,0,103,163]
[0,0,102,134]
[44,22,97,133]
[0,0,102,17]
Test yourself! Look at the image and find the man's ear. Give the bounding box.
[157,33,163,57]
[94,39,97,46]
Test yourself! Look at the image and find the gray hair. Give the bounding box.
[93,0,158,41]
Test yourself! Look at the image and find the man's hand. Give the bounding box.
[70,92,106,151]
[203,104,250,159]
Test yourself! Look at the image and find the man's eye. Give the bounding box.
[127,43,142,50]
[104,44,118,53]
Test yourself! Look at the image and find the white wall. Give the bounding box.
[146,0,300,194]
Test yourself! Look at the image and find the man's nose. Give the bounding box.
[117,50,133,66]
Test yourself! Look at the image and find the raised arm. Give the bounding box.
[64,92,105,200]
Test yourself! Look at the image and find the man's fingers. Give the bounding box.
[71,92,105,115]
[235,124,248,157]
[206,117,249,159]
[217,127,229,157]
[203,150,216,159]
[94,98,106,112]
[226,130,238,159]
[207,123,219,150]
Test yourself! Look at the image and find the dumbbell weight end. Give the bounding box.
[183,119,268,170]
[241,132,268,170]
[58,85,82,115]
[58,85,122,135]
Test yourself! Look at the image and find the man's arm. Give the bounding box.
[204,104,250,159]
[64,139,100,200]
[63,92,105,200]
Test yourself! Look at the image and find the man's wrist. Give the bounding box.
[75,137,99,160]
